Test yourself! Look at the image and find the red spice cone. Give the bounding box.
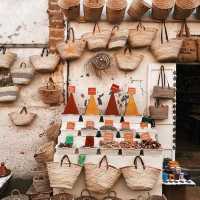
[105,93,119,115]
[63,93,79,114]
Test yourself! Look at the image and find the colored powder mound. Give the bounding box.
[63,93,79,114]
[125,95,139,116]
[85,95,100,115]
[105,93,119,115]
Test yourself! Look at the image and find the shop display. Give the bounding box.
[33,174,50,193]
[11,61,35,85]
[128,0,151,20]
[47,154,82,189]
[83,0,105,22]
[8,107,37,126]
[2,189,29,200]
[121,156,161,191]
[84,155,121,193]
[0,163,11,178]
[106,0,127,24]
[128,22,158,48]
[30,48,60,73]
[75,189,97,200]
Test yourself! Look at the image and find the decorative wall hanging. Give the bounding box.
[0,47,17,69]
[8,107,37,126]
[11,61,35,85]
[128,0,151,20]
[108,25,129,49]
[58,0,80,20]
[30,48,60,73]
[151,21,183,62]
[152,0,174,20]
[121,156,161,191]
[83,0,105,22]
[47,154,82,189]
[106,0,127,24]
[75,190,97,200]
[57,27,86,60]
[38,77,62,105]
[82,24,111,51]
[33,174,50,193]
[84,155,121,193]
[1,189,29,200]
[128,22,158,48]
[115,47,144,72]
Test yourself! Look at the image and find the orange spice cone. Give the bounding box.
[85,95,100,115]
[125,94,140,116]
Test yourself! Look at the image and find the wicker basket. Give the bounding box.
[33,175,50,193]
[128,0,151,20]
[152,0,174,20]
[0,85,19,103]
[2,189,29,200]
[173,0,199,19]
[84,0,105,22]
[149,103,169,120]
[106,0,127,24]
[45,121,61,142]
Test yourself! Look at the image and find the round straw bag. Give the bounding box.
[84,155,121,194]
[58,0,80,20]
[128,0,152,20]
[106,0,127,24]
[121,156,161,191]
[152,0,174,20]
[34,141,55,163]
[84,0,105,22]
[39,77,61,105]
[75,190,97,200]
[52,193,73,200]
[47,155,82,189]
[30,48,60,73]
[115,47,144,71]
[0,47,17,69]
[173,0,199,19]
[1,189,29,200]
[8,107,37,126]
[33,174,50,193]
[129,22,158,48]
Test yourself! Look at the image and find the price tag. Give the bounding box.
[88,88,96,95]
[141,132,151,141]
[124,132,134,144]
[68,86,75,94]
[86,121,94,128]
[140,122,148,129]
[105,120,113,127]
[67,122,75,130]
[128,87,136,95]
[111,84,120,93]
[121,122,130,129]
[103,132,114,142]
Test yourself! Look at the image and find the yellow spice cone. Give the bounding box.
[85,95,100,115]
[125,95,140,116]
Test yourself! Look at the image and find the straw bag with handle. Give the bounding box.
[30,48,60,73]
[47,154,82,189]
[82,24,111,51]
[152,65,175,99]
[106,0,127,24]
[34,141,55,163]
[115,47,144,72]
[57,27,86,60]
[152,0,174,20]
[83,0,105,22]
[129,22,158,48]
[1,189,29,200]
[108,25,129,49]
[0,47,17,69]
[84,155,121,194]
[173,0,199,20]
[33,174,50,193]
[75,190,97,200]
[9,107,37,126]
[177,21,198,63]
[151,21,183,62]
[39,77,61,105]
[121,156,161,191]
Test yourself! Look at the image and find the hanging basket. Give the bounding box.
[33,174,50,193]
[173,0,199,19]
[106,0,127,24]
[1,189,29,200]
[121,156,161,191]
[129,22,158,48]
[83,0,105,22]
[128,0,152,20]
[0,85,19,103]
[84,155,121,194]
[47,155,82,189]
[8,107,37,126]
[152,0,174,20]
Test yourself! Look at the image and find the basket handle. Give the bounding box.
[68,27,75,42]
[137,21,145,31]
[124,46,132,55]
[81,189,92,197]
[134,156,145,170]
[47,77,56,89]
[0,46,6,54]
[99,155,109,169]
[177,21,190,38]
[20,107,28,114]
[10,189,21,199]
[93,23,101,34]
[160,20,169,44]
[157,65,170,88]
[60,155,71,167]
[20,62,27,68]
[154,98,160,108]
[41,48,49,57]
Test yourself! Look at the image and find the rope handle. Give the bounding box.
[81,189,92,197]
[134,156,145,170]
[124,46,132,55]
[20,107,28,114]
[68,27,75,42]
[111,25,119,33]
[10,189,21,197]
[0,46,6,54]
[47,77,56,89]
[161,20,169,44]
[41,48,49,57]
[60,155,71,167]
[177,21,191,38]
[20,62,27,68]
[137,21,146,31]
[93,23,101,34]
[157,65,170,88]
[99,155,109,169]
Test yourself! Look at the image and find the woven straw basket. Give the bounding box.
[0,85,19,103]
[47,155,82,189]
[173,0,199,19]
[84,155,121,194]
[0,47,17,69]
[152,0,174,20]
[106,0,127,24]
[33,174,50,193]
[84,0,105,22]
[115,47,144,71]
[149,104,169,120]
[1,189,29,200]
[129,22,158,48]
[45,121,61,142]
[58,0,80,20]
[128,0,152,20]
[121,156,161,191]
[82,24,111,51]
